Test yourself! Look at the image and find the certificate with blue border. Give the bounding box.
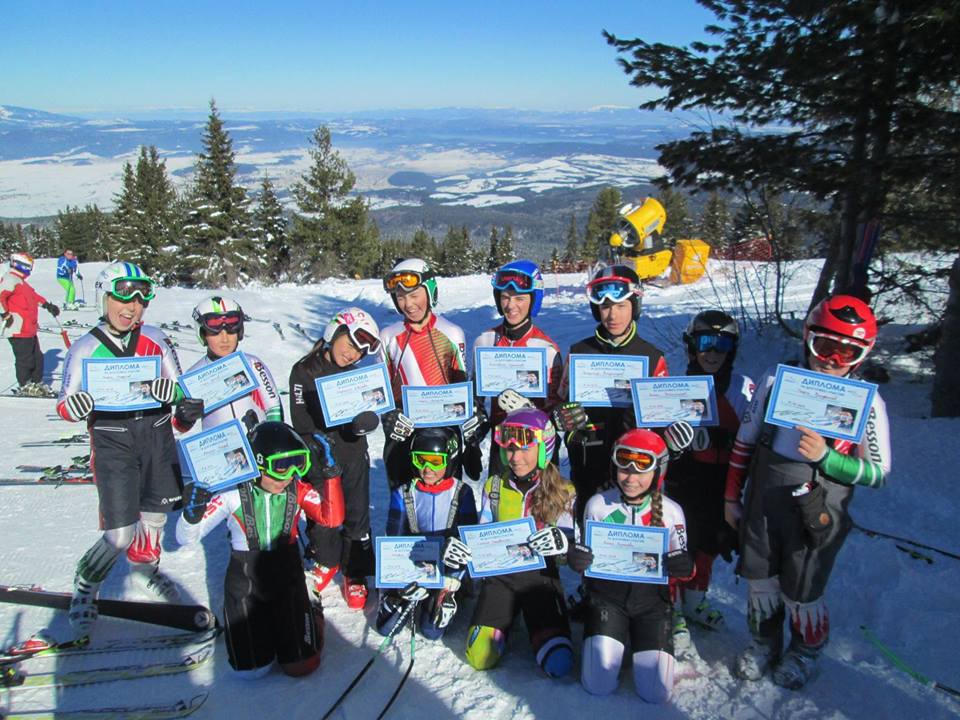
[475,346,548,398]
[763,364,877,443]
[178,351,259,414]
[315,362,395,428]
[81,356,161,412]
[402,382,474,427]
[458,518,546,578]
[584,521,669,585]
[630,375,718,427]
[178,419,259,492]
[374,536,444,590]
[568,354,649,408]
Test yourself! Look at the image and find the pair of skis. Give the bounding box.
[4,460,93,487]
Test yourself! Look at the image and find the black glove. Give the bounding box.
[76,273,83,280]
[716,523,740,563]
[174,398,205,426]
[383,409,414,443]
[794,481,832,547]
[150,377,177,404]
[351,411,380,436]
[2,313,12,328]
[552,402,587,432]
[566,543,594,573]
[664,549,694,578]
[43,302,60,317]
[461,404,489,446]
[241,409,260,433]
[181,483,213,524]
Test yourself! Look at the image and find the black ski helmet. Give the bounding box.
[683,310,740,358]
[248,421,310,473]
[409,426,461,478]
[587,264,643,322]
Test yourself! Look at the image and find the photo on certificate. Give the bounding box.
[81,356,161,412]
[568,354,649,408]
[458,518,546,578]
[402,382,474,427]
[314,362,395,428]
[178,418,260,493]
[178,351,260,414]
[374,536,444,589]
[584,521,669,585]
[630,376,718,427]
[474,346,548,398]
[763,364,877,443]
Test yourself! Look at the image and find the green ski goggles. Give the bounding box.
[411,451,448,472]
[108,277,156,303]
[259,448,312,480]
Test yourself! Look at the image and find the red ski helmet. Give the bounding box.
[611,428,669,495]
[804,295,877,367]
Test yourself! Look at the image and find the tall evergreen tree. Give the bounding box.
[658,186,692,242]
[486,226,500,272]
[437,226,475,276]
[252,176,289,280]
[583,186,622,263]
[55,205,110,262]
[563,214,579,263]
[495,226,515,267]
[698,191,731,247]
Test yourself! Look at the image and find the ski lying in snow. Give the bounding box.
[0,586,218,632]
[17,456,90,475]
[288,322,314,341]
[22,434,89,448]
[0,627,220,664]
[0,475,94,487]
[0,692,208,720]
[1,647,212,691]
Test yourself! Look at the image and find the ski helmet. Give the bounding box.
[586,264,642,321]
[683,310,740,358]
[9,252,34,276]
[192,296,245,345]
[611,428,669,495]
[803,294,877,368]
[409,426,461,478]
[95,261,155,318]
[491,259,544,319]
[322,307,382,355]
[248,421,312,481]
[383,258,438,314]
[494,407,557,470]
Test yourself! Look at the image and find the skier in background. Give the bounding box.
[56,249,82,310]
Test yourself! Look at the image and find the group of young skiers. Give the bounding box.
[15,248,890,699]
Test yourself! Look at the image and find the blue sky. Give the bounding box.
[4,1,714,114]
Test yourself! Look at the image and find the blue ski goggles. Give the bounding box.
[693,333,735,354]
[492,269,542,293]
[586,278,638,305]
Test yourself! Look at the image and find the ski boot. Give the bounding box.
[306,563,339,595]
[772,642,821,689]
[131,564,181,602]
[68,576,100,634]
[342,577,368,610]
[734,634,782,680]
[683,589,725,630]
[672,607,697,660]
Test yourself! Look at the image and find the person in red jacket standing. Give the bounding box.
[0,252,61,397]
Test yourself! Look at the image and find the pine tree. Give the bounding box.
[252,176,289,281]
[486,226,500,272]
[496,226,515,267]
[55,205,110,262]
[698,191,731,248]
[563,214,579,264]
[583,187,622,263]
[658,186,692,242]
[437,226,474,276]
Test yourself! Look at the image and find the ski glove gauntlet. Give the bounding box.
[527,526,568,557]
[664,549,695,578]
[461,405,489,446]
[174,398,205,426]
[442,537,472,569]
[664,420,695,453]
[383,410,415,443]
[181,483,213,525]
[552,402,588,433]
[566,543,594,573]
[498,388,534,413]
[150,378,177,405]
[65,391,94,421]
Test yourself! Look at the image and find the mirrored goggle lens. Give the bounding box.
[263,449,311,480]
[494,424,542,449]
[110,278,156,302]
[351,327,381,354]
[411,451,447,470]
[808,333,867,365]
[492,270,535,292]
[587,279,633,304]
[201,312,244,334]
[613,446,657,472]
[384,272,422,292]
[695,334,735,353]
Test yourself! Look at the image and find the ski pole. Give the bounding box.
[53,316,71,349]
[853,522,960,561]
[377,615,417,719]
[860,626,960,699]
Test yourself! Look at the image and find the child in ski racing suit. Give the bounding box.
[447,408,578,679]
[176,422,345,678]
[664,311,754,637]
[724,295,891,689]
[57,261,185,632]
[571,429,694,703]
[56,249,81,309]
[291,307,382,610]
[377,427,478,640]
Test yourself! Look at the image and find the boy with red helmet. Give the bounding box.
[724,294,891,689]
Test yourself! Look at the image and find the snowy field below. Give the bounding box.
[1,258,958,719]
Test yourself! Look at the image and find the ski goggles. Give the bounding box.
[612,444,659,473]
[347,326,381,354]
[693,333,736,354]
[492,269,542,293]
[411,451,448,472]
[259,448,312,481]
[383,271,425,293]
[198,311,244,335]
[494,424,543,450]
[107,277,156,303]
[806,331,869,366]
[586,277,639,305]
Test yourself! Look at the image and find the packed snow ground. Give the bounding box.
[1,258,958,719]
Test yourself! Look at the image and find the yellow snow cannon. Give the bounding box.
[609,197,672,281]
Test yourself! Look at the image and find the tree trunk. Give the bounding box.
[932,255,960,417]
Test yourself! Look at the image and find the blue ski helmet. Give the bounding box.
[491,260,544,319]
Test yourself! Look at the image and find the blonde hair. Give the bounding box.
[529,463,573,527]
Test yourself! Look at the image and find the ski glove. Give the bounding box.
[150,378,177,405]
[400,581,429,605]
[716,523,739,563]
[664,549,695,578]
[527,526,569,557]
[566,543,594,573]
[383,410,415,443]
[65,391,94,421]
[2,313,12,328]
[442,537,472,569]
[498,388,534,413]
[552,402,588,433]
[42,302,60,317]
[664,420,695,453]
[351,411,380,436]
[181,483,213,525]
[174,398,205,426]
[461,405,488,446]
[76,273,83,280]
[443,573,462,593]
[793,481,833,547]
[432,593,458,630]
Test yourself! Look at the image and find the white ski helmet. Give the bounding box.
[95,261,155,317]
[192,296,245,345]
[323,306,382,355]
[9,252,34,276]
[383,258,438,314]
